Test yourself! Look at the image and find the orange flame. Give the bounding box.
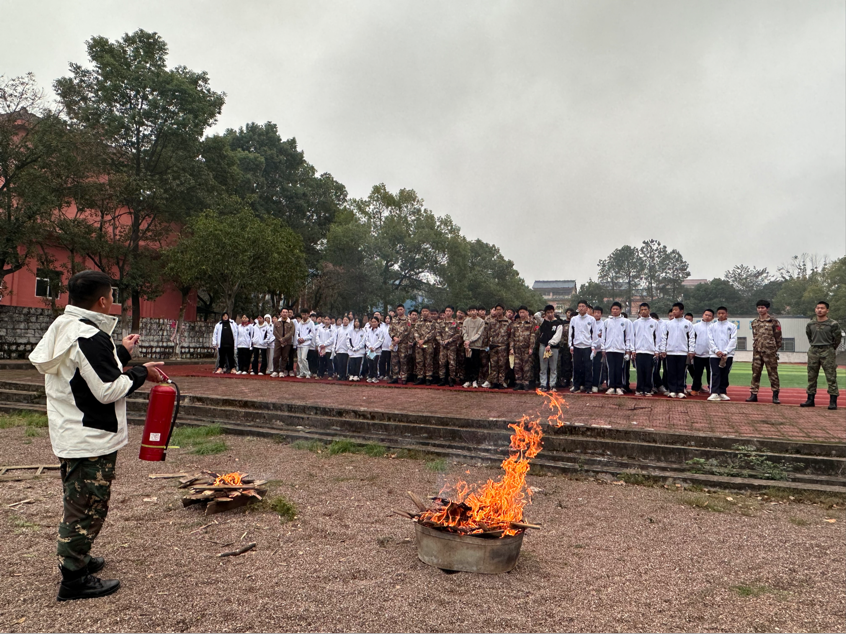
[213,471,245,486]
[419,389,567,536]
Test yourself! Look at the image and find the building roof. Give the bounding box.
[682,278,708,287]
[532,280,576,290]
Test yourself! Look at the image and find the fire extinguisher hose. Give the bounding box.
[164,379,180,450]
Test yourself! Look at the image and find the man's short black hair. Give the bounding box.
[544,304,555,312]
[222,312,229,319]
[577,299,588,307]
[756,299,770,308]
[685,312,694,318]
[410,309,419,315]
[639,302,650,309]
[704,308,715,315]
[621,312,628,318]
[672,302,685,311]
[817,300,830,309]
[518,305,528,313]
[68,271,113,309]
[495,303,505,311]
[445,305,455,311]
[594,306,604,314]
[650,312,659,320]
[611,301,622,309]
[717,306,728,313]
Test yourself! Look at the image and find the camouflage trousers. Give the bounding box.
[513,346,533,386]
[808,346,840,396]
[391,344,410,380]
[415,345,435,379]
[439,345,458,379]
[559,346,573,383]
[488,346,509,385]
[750,349,779,393]
[478,349,490,383]
[456,346,466,381]
[57,451,117,574]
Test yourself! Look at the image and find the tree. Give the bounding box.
[54,29,226,330]
[639,239,669,301]
[219,123,347,270]
[171,204,307,316]
[683,279,743,315]
[597,257,624,304]
[661,249,691,300]
[600,245,644,310]
[575,280,607,308]
[0,73,69,292]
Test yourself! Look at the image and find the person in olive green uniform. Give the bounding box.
[800,301,842,410]
[746,299,783,404]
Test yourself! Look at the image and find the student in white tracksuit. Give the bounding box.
[296,312,315,378]
[632,303,660,396]
[235,317,254,375]
[659,303,695,398]
[265,314,276,373]
[315,317,335,378]
[250,316,271,375]
[568,301,597,392]
[707,307,738,400]
[690,310,714,394]
[333,318,352,380]
[602,302,633,394]
[364,317,384,382]
[347,319,366,380]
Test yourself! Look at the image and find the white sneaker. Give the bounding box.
[677,393,686,399]
[250,372,255,375]
[643,392,652,397]
[463,382,472,388]
[606,388,616,394]
[658,386,668,394]
[258,372,264,376]
[481,381,492,389]
[270,372,278,377]
[707,394,721,401]
[569,386,576,392]
[616,388,625,395]
[472,381,479,388]
[719,394,731,401]
[668,392,677,398]
[289,372,296,377]
[591,387,599,393]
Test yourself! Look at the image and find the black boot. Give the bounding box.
[57,572,120,602]
[414,378,425,385]
[800,392,815,407]
[388,378,398,384]
[772,390,780,405]
[425,378,432,385]
[829,395,838,410]
[87,557,105,575]
[438,378,447,386]
[448,378,455,387]
[745,392,758,403]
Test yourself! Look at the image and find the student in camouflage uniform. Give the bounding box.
[389,304,412,384]
[509,306,537,391]
[436,306,461,386]
[746,299,783,404]
[455,310,466,383]
[413,307,436,384]
[558,308,573,388]
[487,304,511,389]
[801,300,842,410]
[477,307,491,387]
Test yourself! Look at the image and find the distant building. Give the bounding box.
[532,280,576,312]
[682,278,708,288]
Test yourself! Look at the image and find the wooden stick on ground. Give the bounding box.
[148,473,189,479]
[509,521,541,530]
[188,520,219,534]
[7,499,33,508]
[407,491,429,512]
[218,542,256,557]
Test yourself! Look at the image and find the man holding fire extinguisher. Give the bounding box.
[30,271,166,602]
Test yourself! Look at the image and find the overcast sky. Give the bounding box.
[4,0,844,287]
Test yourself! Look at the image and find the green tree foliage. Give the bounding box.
[0,74,70,292]
[639,239,669,301]
[683,279,743,315]
[217,122,347,269]
[598,245,643,310]
[774,255,845,323]
[662,249,691,300]
[169,202,307,316]
[575,280,608,308]
[54,29,225,329]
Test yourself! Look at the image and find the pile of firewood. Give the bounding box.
[180,471,268,515]
[394,491,540,537]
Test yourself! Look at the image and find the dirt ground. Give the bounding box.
[1,424,844,633]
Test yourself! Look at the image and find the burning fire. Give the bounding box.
[213,471,246,486]
[418,389,567,537]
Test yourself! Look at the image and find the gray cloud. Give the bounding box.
[3,0,844,286]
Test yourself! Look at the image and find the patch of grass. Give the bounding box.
[192,440,227,455]
[393,448,428,460]
[730,583,777,598]
[425,458,448,473]
[10,515,39,532]
[376,536,393,548]
[685,446,801,482]
[327,439,358,455]
[763,487,846,508]
[0,411,49,429]
[170,424,223,446]
[788,516,810,526]
[618,472,660,486]
[24,426,42,437]
[291,439,326,453]
[363,442,387,457]
[680,492,726,513]
[268,496,297,522]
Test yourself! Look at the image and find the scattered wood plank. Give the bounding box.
[407,491,429,512]
[7,499,34,508]
[0,464,60,471]
[188,521,218,534]
[148,473,189,479]
[218,542,256,558]
[509,521,541,530]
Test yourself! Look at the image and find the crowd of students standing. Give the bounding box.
[210,298,840,409]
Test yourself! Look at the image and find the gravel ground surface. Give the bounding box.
[1,424,844,633]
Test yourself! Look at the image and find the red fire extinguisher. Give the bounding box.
[139,368,180,462]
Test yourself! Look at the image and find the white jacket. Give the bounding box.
[315,324,335,354]
[691,321,712,358]
[28,305,148,459]
[660,318,695,355]
[365,327,384,354]
[251,322,271,349]
[334,325,352,354]
[296,320,315,347]
[212,319,237,347]
[235,323,253,348]
[708,319,738,357]
[568,313,597,349]
[632,317,660,355]
[602,316,632,353]
[347,329,366,358]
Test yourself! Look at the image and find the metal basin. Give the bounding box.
[414,523,524,574]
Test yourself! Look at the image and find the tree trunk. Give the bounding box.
[131,289,141,332]
[172,287,190,359]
